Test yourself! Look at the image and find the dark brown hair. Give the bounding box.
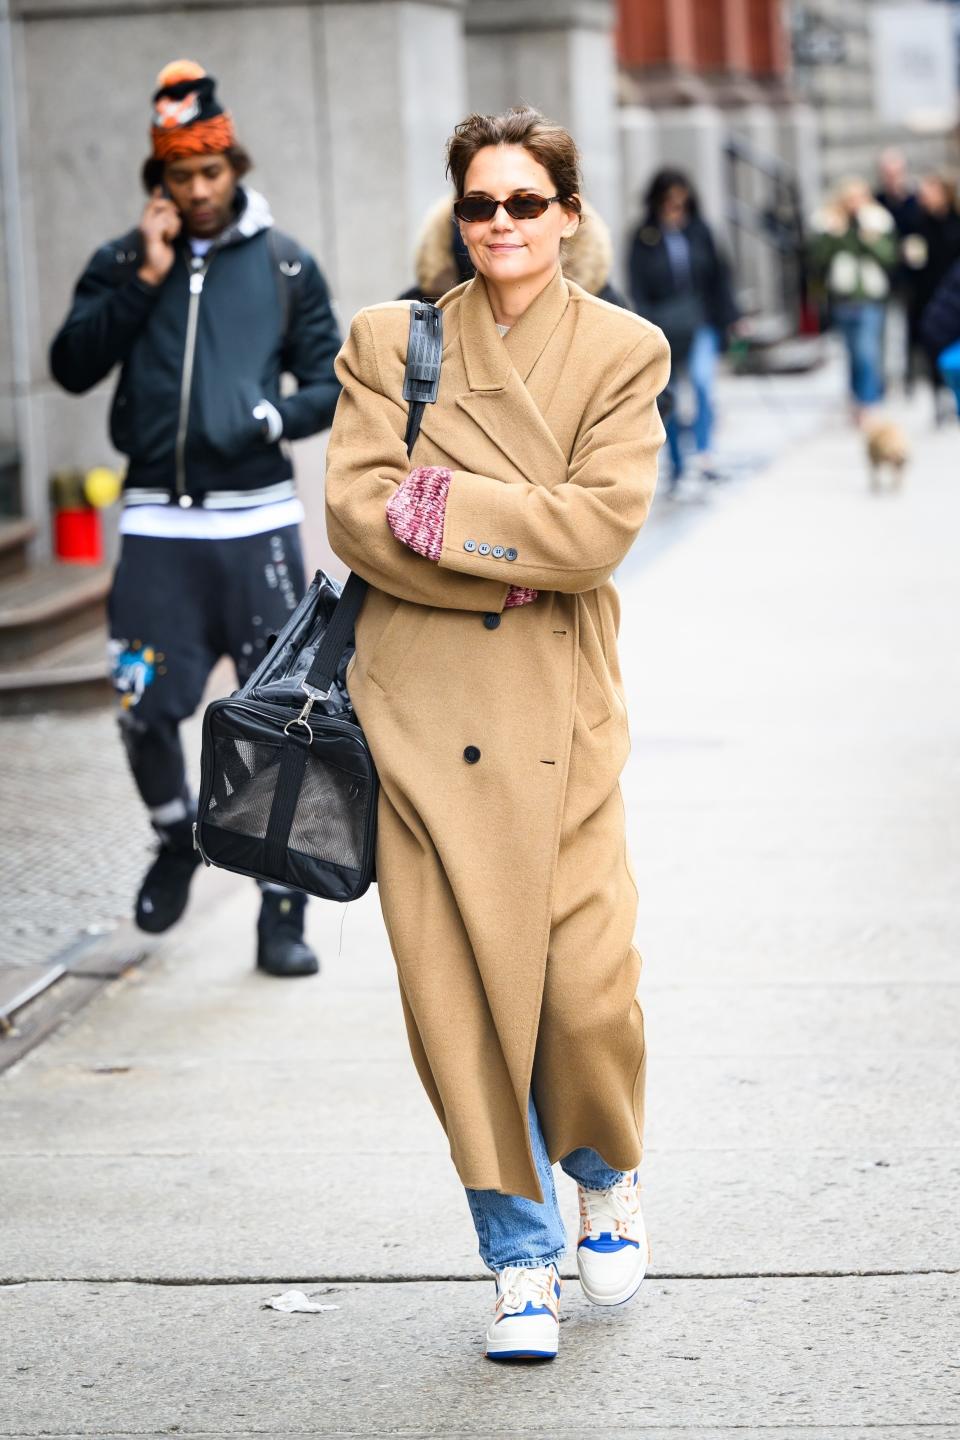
[140,144,253,194]
[446,106,582,217]
[643,167,700,225]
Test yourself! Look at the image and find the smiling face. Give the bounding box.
[163,152,238,238]
[457,144,580,292]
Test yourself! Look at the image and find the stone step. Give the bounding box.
[0,626,111,714]
[0,561,110,666]
[0,516,37,580]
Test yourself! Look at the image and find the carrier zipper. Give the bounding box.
[174,252,211,504]
[225,697,363,736]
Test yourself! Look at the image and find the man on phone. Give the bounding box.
[50,60,342,976]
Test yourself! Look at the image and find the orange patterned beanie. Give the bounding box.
[150,60,236,160]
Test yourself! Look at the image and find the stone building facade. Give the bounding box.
[786,0,958,190]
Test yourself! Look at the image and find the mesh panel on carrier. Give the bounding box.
[208,734,369,871]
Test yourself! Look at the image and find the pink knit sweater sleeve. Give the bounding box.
[386,467,538,606]
[385,466,450,561]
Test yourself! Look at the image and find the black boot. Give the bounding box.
[136,819,202,934]
[256,890,319,977]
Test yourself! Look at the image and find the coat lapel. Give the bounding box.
[422,269,571,488]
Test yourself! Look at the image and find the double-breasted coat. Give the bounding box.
[325,268,669,1201]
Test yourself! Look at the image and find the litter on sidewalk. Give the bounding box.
[261,1289,340,1314]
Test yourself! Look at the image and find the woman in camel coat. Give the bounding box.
[325,107,669,1362]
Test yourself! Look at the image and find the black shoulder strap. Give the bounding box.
[267,228,305,347]
[303,301,443,697]
[403,301,444,455]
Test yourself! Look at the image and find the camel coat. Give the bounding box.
[325,269,669,1201]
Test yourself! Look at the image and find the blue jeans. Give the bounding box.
[831,301,886,406]
[465,1094,627,1272]
[666,324,719,480]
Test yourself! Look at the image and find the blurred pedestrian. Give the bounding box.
[809,179,897,423]
[900,172,960,420]
[875,148,920,388]
[325,106,669,1362]
[399,194,476,301]
[627,168,738,497]
[50,60,341,976]
[875,147,921,235]
[920,257,960,416]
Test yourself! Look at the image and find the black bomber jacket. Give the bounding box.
[50,187,342,509]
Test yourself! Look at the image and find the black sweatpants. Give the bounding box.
[108,526,306,824]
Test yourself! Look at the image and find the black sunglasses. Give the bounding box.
[453,192,564,223]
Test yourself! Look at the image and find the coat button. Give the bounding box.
[483,613,501,630]
[478,543,491,556]
[464,539,477,552]
[505,547,518,561]
[463,745,481,764]
[492,545,505,559]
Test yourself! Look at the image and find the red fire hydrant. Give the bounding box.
[51,467,121,563]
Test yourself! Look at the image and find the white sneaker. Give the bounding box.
[485,1264,562,1361]
[576,1168,649,1307]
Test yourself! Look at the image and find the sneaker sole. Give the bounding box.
[486,1348,557,1362]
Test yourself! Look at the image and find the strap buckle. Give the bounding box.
[282,680,328,742]
[300,679,332,702]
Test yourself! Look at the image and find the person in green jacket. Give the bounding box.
[809,179,898,421]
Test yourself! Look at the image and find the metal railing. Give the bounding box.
[723,135,808,326]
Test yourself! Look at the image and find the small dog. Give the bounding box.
[863,417,910,493]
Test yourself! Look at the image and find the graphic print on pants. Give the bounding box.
[108,639,166,711]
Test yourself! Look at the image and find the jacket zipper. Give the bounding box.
[174,252,211,503]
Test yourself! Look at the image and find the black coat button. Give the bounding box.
[483,613,501,630]
[463,745,481,764]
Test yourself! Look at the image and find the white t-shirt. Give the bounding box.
[119,234,300,541]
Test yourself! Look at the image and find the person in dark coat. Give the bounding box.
[628,168,738,493]
[920,257,960,415]
[875,148,922,236]
[50,60,342,974]
[900,173,960,416]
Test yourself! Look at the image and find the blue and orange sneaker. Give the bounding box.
[576,1168,648,1307]
[485,1264,562,1361]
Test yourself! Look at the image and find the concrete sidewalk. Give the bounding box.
[2,397,959,1435]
